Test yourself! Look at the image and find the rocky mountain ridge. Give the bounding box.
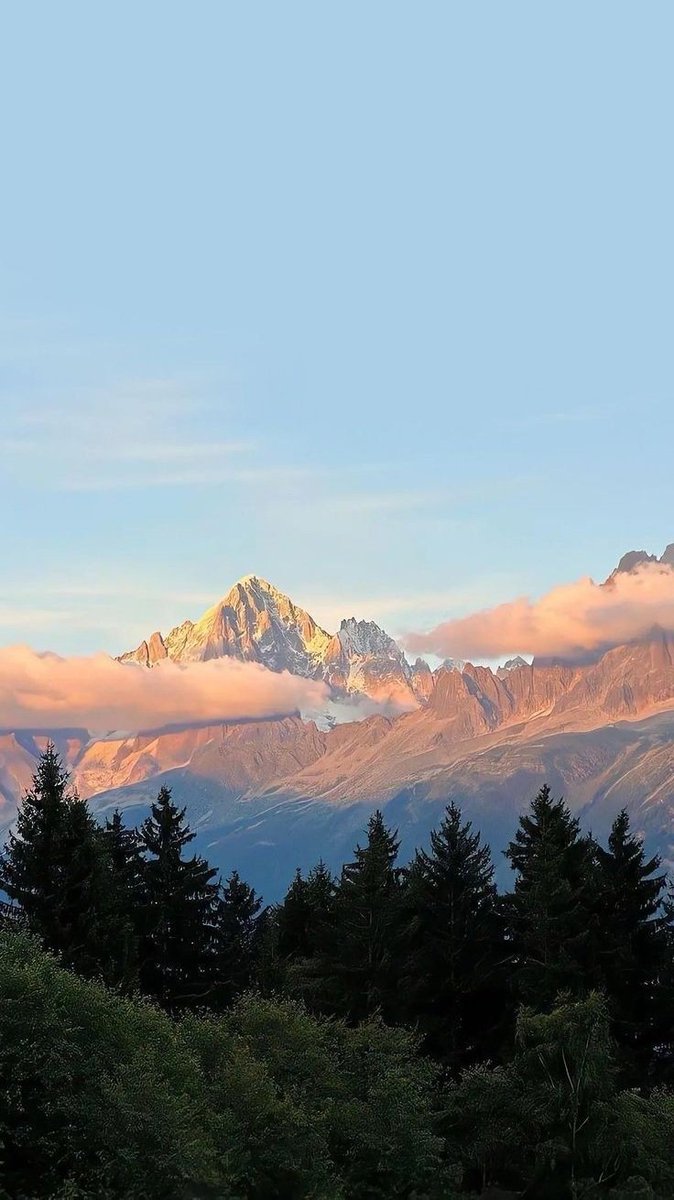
[3,544,674,895]
[121,574,430,709]
[608,542,674,579]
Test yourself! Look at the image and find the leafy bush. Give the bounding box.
[0,933,445,1199]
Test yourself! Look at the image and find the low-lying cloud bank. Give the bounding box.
[0,647,330,732]
[404,562,674,661]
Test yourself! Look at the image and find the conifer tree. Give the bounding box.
[654,882,674,1085]
[138,786,219,1009]
[596,810,669,1078]
[213,868,263,1006]
[277,859,336,960]
[277,867,311,958]
[0,744,133,984]
[320,810,402,1022]
[400,802,507,1069]
[104,809,144,892]
[505,785,601,1006]
[102,809,147,981]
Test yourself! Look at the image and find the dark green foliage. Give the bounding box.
[5,755,674,1198]
[277,867,309,957]
[0,930,218,1199]
[446,992,674,1198]
[596,810,669,1079]
[103,808,145,899]
[270,859,337,1004]
[319,810,402,1021]
[102,808,146,980]
[505,785,601,1006]
[0,931,446,1200]
[138,785,220,1009]
[0,744,134,985]
[199,992,446,1200]
[277,859,336,960]
[399,802,508,1070]
[655,883,674,1085]
[213,869,263,1006]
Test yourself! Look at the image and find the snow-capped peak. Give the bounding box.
[337,617,408,662]
[120,575,429,709]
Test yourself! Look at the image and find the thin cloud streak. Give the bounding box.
[303,580,518,635]
[0,384,254,490]
[0,384,406,494]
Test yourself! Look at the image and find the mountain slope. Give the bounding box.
[121,576,333,674]
[121,574,423,708]
[2,626,673,888]
[3,548,674,896]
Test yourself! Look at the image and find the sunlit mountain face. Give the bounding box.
[119,573,430,711]
[3,549,674,899]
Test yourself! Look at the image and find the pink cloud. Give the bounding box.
[0,647,330,732]
[404,562,674,661]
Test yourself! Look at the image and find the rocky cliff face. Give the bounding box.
[322,618,422,707]
[607,542,674,580]
[121,575,423,708]
[121,576,333,675]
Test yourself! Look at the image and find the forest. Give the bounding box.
[1,744,673,1199]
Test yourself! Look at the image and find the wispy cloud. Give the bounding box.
[0,381,256,490]
[325,490,442,515]
[0,607,85,630]
[0,380,394,495]
[116,441,252,462]
[529,408,607,425]
[302,580,517,636]
[1,581,216,606]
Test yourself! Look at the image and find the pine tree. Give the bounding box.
[400,802,507,1069]
[505,785,601,1007]
[277,859,336,960]
[320,810,402,1022]
[213,869,263,1006]
[654,882,674,1085]
[596,810,669,1079]
[104,809,144,891]
[138,786,219,1009]
[102,809,147,981]
[277,868,310,959]
[305,859,337,925]
[0,744,133,984]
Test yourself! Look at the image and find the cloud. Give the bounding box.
[0,380,395,495]
[404,562,674,661]
[0,647,330,733]
[326,491,444,515]
[302,580,519,636]
[0,383,256,491]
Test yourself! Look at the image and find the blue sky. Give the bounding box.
[1,1,673,655]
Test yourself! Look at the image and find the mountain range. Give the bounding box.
[120,573,432,710]
[3,546,674,897]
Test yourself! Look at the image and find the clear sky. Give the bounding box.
[2,1,673,656]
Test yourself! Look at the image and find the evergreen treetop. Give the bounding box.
[596,809,669,1079]
[0,743,134,984]
[400,802,506,1068]
[505,785,601,1005]
[320,810,402,1022]
[138,785,220,1009]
